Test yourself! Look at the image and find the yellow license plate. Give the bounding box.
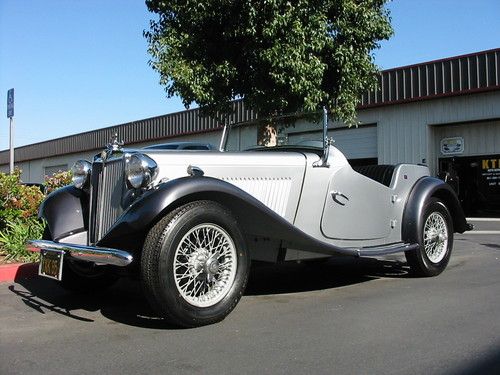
[39,250,64,280]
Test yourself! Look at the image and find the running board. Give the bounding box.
[355,243,419,257]
[296,238,420,258]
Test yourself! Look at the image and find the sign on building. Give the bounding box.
[440,137,464,155]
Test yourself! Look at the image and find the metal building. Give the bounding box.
[1,48,500,216]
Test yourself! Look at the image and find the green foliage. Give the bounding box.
[145,0,393,125]
[0,169,45,229]
[44,170,72,194]
[0,218,44,262]
[0,169,45,262]
[0,169,72,263]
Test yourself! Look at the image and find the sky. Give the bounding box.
[1,0,499,151]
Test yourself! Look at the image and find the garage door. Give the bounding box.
[288,125,378,160]
[432,120,500,157]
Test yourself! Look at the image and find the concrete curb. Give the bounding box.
[0,262,38,283]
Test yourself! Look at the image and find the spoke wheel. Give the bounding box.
[173,224,237,307]
[423,212,449,264]
[141,201,250,327]
[405,198,454,277]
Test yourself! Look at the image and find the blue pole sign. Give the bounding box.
[7,88,14,118]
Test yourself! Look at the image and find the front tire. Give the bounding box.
[405,198,454,277]
[141,201,250,327]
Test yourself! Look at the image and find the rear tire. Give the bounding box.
[141,201,250,327]
[405,198,453,277]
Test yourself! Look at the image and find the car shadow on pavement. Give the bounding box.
[452,343,500,375]
[245,256,410,295]
[9,277,178,329]
[9,256,409,329]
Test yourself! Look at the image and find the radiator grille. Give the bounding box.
[89,158,125,244]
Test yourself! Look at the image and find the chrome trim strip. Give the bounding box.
[97,162,107,238]
[26,240,133,267]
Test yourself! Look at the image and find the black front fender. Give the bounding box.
[39,185,89,241]
[97,176,361,257]
[402,177,469,244]
[98,176,295,247]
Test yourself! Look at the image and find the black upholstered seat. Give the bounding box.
[352,165,395,187]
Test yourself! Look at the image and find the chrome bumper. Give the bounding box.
[26,240,133,267]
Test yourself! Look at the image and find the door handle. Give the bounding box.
[331,191,349,206]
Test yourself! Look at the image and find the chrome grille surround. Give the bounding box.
[88,157,125,244]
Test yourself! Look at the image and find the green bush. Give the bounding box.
[45,170,72,194]
[0,218,45,262]
[0,169,72,263]
[0,169,45,229]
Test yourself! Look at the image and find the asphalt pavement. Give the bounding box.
[1,234,499,375]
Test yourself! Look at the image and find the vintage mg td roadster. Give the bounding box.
[27,111,471,327]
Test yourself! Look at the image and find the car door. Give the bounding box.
[321,166,394,240]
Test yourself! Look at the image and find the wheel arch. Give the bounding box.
[402,176,468,244]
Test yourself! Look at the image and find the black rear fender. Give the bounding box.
[402,177,469,244]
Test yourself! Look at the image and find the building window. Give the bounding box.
[44,164,68,177]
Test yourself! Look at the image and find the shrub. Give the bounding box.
[0,169,45,229]
[0,168,74,262]
[0,218,45,262]
[44,170,72,194]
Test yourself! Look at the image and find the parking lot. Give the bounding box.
[1,233,499,375]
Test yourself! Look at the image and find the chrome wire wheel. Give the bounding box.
[423,211,449,263]
[173,223,238,308]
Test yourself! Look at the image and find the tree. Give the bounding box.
[145,0,392,125]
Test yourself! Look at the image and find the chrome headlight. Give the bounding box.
[125,154,158,189]
[71,160,92,189]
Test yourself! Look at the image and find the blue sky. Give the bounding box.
[1,0,499,150]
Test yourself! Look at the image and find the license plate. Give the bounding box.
[39,250,64,281]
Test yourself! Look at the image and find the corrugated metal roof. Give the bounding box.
[1,48,499,165]
[0,100,255,164]
[360,48,500,108]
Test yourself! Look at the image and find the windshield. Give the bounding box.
[225,120,326,152]
[144,144,179,150]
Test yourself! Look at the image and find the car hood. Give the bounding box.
[142,150,309,220]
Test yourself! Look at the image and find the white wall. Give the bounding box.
[359,91,500,174]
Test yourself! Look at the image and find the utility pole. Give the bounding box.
[9,117,14,173]
[7,88,14,173]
